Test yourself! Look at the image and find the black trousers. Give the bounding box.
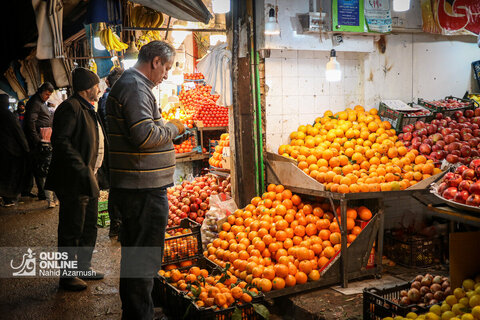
[57,194,99,273]
[110,188,169,320]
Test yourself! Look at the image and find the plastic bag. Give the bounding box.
[201,194,237,249]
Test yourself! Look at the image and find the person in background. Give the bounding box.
[45,68,106,291]
[15,101,26,129]
[98,67,123,129]
[97,67,123,238]
[47,102,56,116]
[24,82,56,206]
[106,41,185,319]
[0,95,30,206]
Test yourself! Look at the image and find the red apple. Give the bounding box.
[454,190,469,204]
[446,154,459,163]
[458,180,474,192]
[462,169,475,180]
[442,187,458,200]
[469,181,480,195]
[456,165,469,175]
[447,174,463,187]
[466,194,480,206]
[437,182,448,195]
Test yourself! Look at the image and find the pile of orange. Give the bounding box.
[277,106,441,193]
[209,133,230,168]
[203,184,373,293]
[158,265,259,310]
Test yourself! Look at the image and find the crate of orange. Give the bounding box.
[276,105,444,195]
[155,257,269,319]
[163,218,203,266]
[203,183,382,299]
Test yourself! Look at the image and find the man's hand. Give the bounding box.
[168,119,186,135]
[172,129,194,145]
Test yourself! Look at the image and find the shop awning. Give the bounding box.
[130,0,212,24]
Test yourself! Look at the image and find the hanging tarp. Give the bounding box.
[130,0,212,24]
[421,0,480,35]
[32,0,64,59]
[85,0,123,25]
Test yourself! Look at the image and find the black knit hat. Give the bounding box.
[72,67,100,92]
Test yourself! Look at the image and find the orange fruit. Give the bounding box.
[308,270,320,281]
[272,277,286,290]
[295,271,308,284]
[285,274,296,287]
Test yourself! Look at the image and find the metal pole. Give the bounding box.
[376,197,385,276]
[340,198,348,288]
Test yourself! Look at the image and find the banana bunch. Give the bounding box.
[99,28,128,51]
[131,6,164,28]
[136,31,162,49]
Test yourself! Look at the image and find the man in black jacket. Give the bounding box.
[0,95,30,206]
[24,82,55,205]
[45,68,106,291]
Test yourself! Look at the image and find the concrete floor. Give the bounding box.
[0,196,447,320]
[0,197,122,320]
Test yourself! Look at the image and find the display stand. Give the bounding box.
[412,191,480,228]
[265,152,443,290]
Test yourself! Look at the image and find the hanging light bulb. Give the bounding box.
[93,36,105,50]
[122,42,139,69]
[265,8,280,36]
[212,0,230,14]
[393,0,410,12]
[325,49,342,82]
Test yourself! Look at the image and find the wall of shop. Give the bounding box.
[264,35,479,153]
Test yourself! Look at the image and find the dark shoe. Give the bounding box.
[78,268,104,280]
[59,277,87,291]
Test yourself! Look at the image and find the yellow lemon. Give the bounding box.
[430,305,442,316]
[464,279,476,291]
[471,306,480,318]
[470,295,480,308]
[459,297,470,306]
[446,295,458,307]
[461,314,474,320]
[442,303,452,312]
[452,303,465,315]
[455,288,467,300]
[406,312,418,319]
[441,311,455,320]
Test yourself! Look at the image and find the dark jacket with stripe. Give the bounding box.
[106,68,179,189]
[24,93,53,148]
[45,94,105,197]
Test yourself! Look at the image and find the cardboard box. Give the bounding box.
[220,147,231,170]
[449,231,480,289]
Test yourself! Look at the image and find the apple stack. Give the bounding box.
[437,159,480,206]
[399,108,480,165]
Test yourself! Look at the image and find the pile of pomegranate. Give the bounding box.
[167,175,231,227]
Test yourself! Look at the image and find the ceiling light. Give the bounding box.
[393,0,410,12]
[212,0,230,14]
[325,49,341,82]
[265,8,280,36]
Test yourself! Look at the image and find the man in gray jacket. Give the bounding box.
[106,41,185,320]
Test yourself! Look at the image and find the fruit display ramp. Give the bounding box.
[260,198,384,299]
[266,152,446,199]
[430,166,480,215]
[412,191,480,228]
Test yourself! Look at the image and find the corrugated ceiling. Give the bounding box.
[130,0,212,24]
